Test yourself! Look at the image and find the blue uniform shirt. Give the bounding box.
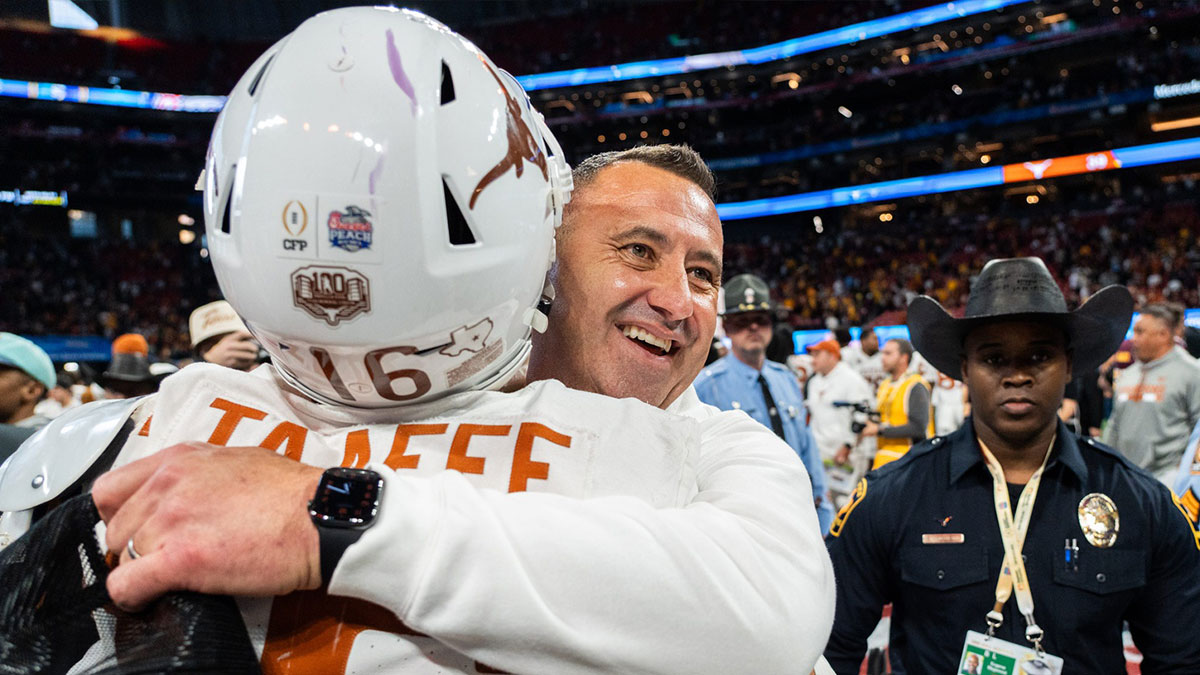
[1173,418,1200,528]
[694,354,834,534]
[825,419,1200,674]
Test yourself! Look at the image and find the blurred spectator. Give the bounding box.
[32,371,79,421]
[842,326,886,390]
[695,274,834,534]
[911,351,967,437]
[97,333,166,399]
[804,339,872,504]
[1104,303,1200,483]
[858,338,931,468]
[0,332,55,460]
[189,300,259,371]
[1163,301,1197,363]
[0,332,54,427]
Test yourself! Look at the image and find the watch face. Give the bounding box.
[311,467,383,528]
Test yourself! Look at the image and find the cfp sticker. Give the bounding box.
[282,200,310,252]
[291,265,370,326]
[328,205,373,252]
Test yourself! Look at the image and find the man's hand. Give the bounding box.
[92,443,324,611]
[834,444,851,466]
[860,421,880,437]
[201,330,260,370]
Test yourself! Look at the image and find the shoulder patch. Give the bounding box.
[1171,489,1200,551]
[829,477,868,538]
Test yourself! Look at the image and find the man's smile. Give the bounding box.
[619,324,677,356]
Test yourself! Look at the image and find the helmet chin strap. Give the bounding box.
[525,274,556,334]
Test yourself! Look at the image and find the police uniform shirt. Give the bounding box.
[694,354,835,534]
[824,419,1200,674]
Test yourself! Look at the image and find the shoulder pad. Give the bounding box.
[0,397,143,512]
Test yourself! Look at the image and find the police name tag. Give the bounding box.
[959,630,1063,675]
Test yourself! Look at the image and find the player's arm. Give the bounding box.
[1124,482,1200,672]
[330,410,834,675]
[823,475,893,673]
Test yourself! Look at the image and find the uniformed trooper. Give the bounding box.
[824,257,1200,674]
[694,274,834,535]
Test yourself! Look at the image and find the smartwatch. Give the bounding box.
[308,467,385,586]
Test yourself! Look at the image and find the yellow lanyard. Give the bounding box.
[978,434,1055,652]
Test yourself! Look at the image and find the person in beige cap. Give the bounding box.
[189,300,259,371]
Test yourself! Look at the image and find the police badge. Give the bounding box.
[1077,493,1119,548]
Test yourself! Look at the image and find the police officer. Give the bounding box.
[694,274,834,535]
[824,257,1200,674]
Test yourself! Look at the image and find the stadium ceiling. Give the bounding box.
[6,0,621,41]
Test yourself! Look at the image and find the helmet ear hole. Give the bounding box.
[443,177,476,246]
[219,165,237,234]
[440,61,455,105]
[247,54,276,97]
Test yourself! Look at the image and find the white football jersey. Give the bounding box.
[115,363,701,674]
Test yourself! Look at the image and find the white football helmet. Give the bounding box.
[203,7,571,408]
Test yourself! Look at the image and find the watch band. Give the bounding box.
[317,525,365,587]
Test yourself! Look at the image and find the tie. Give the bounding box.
[757,374,787,440]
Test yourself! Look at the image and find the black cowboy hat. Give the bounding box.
[907,257,1133,379]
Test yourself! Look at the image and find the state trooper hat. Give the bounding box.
[907,257,1133,379]
[721,274,774,315]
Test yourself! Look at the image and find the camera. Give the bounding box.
[832,400,880,433]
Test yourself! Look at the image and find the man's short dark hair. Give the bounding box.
[861,327,876,339]
[1162,302,1185,331]
[572,144,716,200]
[888,338,914,362]
[833,327,852,347]
[1140,303,1177,331]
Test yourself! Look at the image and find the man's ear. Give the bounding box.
[20,378,46,405]
[958,354,969,381]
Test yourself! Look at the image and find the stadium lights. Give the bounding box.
[5,0,1027,110]
[838,106,853,118]
[715,135,1200,220]
[517,0,1026,90]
